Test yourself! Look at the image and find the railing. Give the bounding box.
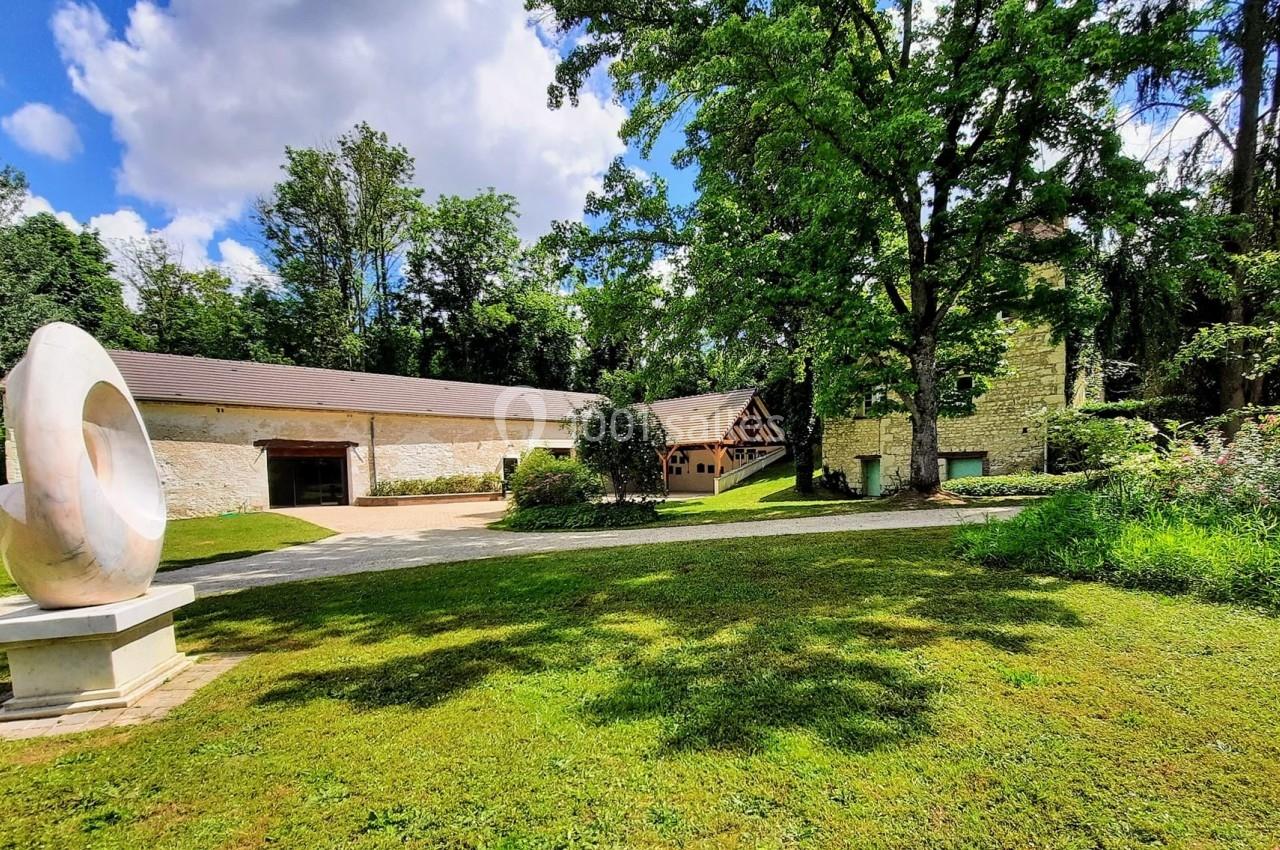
[714,446,787,495]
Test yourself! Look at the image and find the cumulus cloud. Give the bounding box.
[51,0,626,244]
[1,102,83,161]
[19,193,82,231]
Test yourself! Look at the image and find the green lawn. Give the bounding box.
[1,528,1276,848]
[0,513,333,597]
[652,461,1030,526]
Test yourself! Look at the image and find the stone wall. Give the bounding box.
[822,319,1069,494]
[8,401,575,518]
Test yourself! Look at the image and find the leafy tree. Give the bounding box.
[544,161,709,400]
[1123,0,1280,419]
[256,122,421,371]
[0,166,27,227]
[120,237,283,362]
[406,191,580,388]
[532,0,1211,492]
[572,397,668,503]
[0,212,137,370]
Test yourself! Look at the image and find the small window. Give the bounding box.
[719,466,725,475]
[696,463,705,473]
[550,447,572,459]
[956,375,974,392]
[673,467,681,475]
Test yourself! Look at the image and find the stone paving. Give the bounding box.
[150,505,1023,598]
[0,653,249,740]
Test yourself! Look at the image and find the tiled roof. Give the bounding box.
[78,350,769,443]
[647,388,759,445]
[106,350,601,422]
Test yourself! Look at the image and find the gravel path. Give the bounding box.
[148,506,1021,598]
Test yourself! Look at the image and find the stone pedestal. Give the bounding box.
[0,585,195,720]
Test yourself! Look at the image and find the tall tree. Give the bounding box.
[544,161,710,400]
[256,122,421,371]
[406,191,580,388]
[532,0,1211,492]
[0,212,137,370]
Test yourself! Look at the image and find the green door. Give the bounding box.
[947,457,984,480]
[862,458,882,497]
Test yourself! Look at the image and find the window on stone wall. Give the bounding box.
[696,463,705,473]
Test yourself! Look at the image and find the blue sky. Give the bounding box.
[0,0,694,282]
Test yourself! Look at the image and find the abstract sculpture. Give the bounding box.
[0,322,167,608]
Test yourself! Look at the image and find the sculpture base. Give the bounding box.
[0,585,195,720]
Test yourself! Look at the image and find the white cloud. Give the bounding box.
[1115,93,1232,185]
[1,102,83,161]
[19,193,82,231]
[52,0,626,243]
[216,238,277,288]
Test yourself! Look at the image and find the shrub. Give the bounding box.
[508,449,602,508]
[945,472,1085,497]
[572,399,667,503]
[369,473,501,497]
[958,419,1280,608]
[1047,410,1158,472]
[503,501,659,530]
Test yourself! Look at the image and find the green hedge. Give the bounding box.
[945,472,1085,496]
[368,473,502,497]
[503,501,659,530]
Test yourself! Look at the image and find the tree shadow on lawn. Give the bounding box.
[179,528,1082,754]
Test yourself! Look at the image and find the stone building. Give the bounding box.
[4,351,783,517]
[822,274,1087,495]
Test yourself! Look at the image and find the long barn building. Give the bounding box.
[3,351,785,517]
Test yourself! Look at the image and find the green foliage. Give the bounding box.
[256,122,422,372]
[1047,410,1159,472]
[502,500,659,530]
[368,473,502,497]
[0,212,139,371]
[945,473,1086,497]
[406,193,580,389]
[532,0,1213,493]
[959,419,1280,608]
[508,449,602,508]
[572,398,667,503]
[1076,396,1197,422]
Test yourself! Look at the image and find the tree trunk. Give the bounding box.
[790,356,817,494]
[908,339,942,494]
[1220,0,1266,425]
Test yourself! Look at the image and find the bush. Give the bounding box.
[508,449,602,508]
[1047,410,1158,472]
[572,399,667,503]
[503,501,659,530]
[958,419,1280,608]
[369,473,501,497]
[945,472,1086,497]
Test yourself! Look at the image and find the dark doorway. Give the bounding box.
[266,446,349,507]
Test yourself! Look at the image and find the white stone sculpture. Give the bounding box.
[0,322,167,609]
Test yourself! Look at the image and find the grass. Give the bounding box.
[1,527,1277,848]
[651,462,1031,527]
[491,461,1034,531]
[158,512,333,571]
[0,512,333,597]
